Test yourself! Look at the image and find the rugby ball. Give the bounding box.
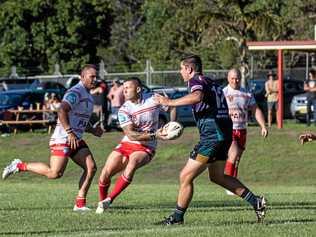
[162,121,183,140]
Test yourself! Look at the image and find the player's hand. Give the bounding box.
[299,133,314,145]
[68,132,80,150]
[92,126,103,137]
[154,94,170,106]
[155,127,168,140]
[261,127,268,138]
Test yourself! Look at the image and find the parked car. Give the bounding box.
[248,79,305,119]
[0,86,66,121]
[290,93,312,122]
[0,78,37,91]
[153,87,195,125]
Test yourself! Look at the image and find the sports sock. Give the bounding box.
[75,196,86,208]
[98,180,110,201]
[233,165,238,177]
[173,205,186,221]
[17,162,27,171]
[241,189,257,207]
[108,174,131,202]
[224,161,235,177]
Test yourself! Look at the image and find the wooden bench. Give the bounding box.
[0,109,57,134]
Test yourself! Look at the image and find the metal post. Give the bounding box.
[145,60,151,86]
[99,60,106,80]
[250,54,254,79]
[306,53,309,80]
[277,49,283,129]
[10,66,18,78]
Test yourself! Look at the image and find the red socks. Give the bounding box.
[17,162,27,171]
[98,180,110,201]
[108,174,131,202]
[225,161,235,177]
[75,196,86,208]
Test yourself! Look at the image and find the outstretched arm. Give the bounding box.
[154,90,203,107]
[299,132,316,144]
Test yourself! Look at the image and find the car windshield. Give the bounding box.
[0,94,23,106]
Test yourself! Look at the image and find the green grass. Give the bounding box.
[0,123,315,236]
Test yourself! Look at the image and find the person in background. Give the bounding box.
[107,79,124,115]
[223,68,268,195]
[304,68,316,126]
[90,80,108,129]
[265,71,279,127]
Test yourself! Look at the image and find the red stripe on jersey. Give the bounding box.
[132,106,158,116]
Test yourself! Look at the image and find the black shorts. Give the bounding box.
[190,118,232,164]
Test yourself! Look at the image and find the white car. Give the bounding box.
[290,93,313,122]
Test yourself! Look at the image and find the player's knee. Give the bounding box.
[179,171,191,184]
[48,170,63,179]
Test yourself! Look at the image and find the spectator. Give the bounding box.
[265,71,279,127]
[49,93,61,111]
[304,68,316,126]
[90,80,108,129]
[107,79,124,115]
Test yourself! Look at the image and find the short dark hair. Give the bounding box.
[81,64,97,77]
[125,77,143,87]
[181,54,203,74]
[309,68,316,78]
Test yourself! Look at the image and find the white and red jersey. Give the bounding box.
[117,96,166,149]
[50,81,94,145]
[223,85,256,129]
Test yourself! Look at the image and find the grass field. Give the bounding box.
[0,122,315,236]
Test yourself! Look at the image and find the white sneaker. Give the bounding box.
[225,189,235,196]
[73,205,91,212]
[96,197,112,214]
[2,159,21,179]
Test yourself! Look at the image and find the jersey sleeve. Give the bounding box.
[62,90,80,110]
[117,104,132,127]
[189,78,203,93]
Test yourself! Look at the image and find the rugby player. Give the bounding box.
[223,68,267,194]
[154,55,267,225]
[96,77,173,213]
[2,65,103,212]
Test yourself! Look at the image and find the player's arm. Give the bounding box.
[122,124,167,141]
[250,104,268,138]
[154,90,203,107]
[58,101,80,149]
[169,106,177,121]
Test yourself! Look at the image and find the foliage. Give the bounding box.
[0,0,316,75]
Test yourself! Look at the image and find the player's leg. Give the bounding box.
[2,151,68,180]
[98,151,127,201]
[208,161,266,222]
[225,141,243,177]
[71,147,97,210]
[160,159,207,225]
[96,151,126,213]
[107,151,151,203]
